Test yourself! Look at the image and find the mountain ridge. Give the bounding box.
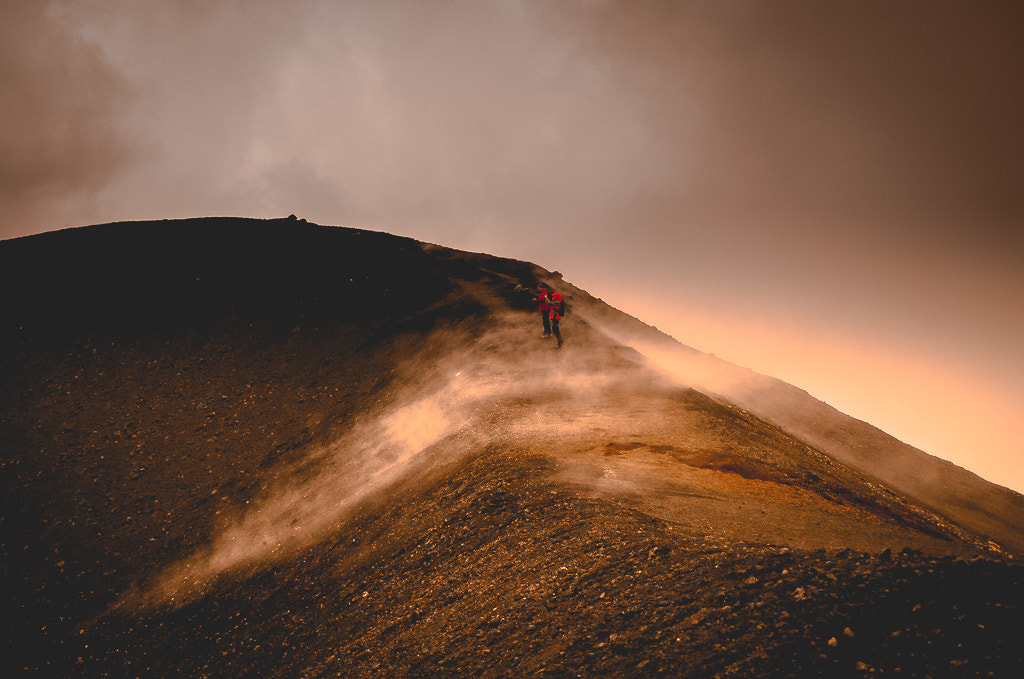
[2,216,1021,676]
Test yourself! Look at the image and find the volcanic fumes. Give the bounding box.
[122,311,637,609]
[2,217,1022,677]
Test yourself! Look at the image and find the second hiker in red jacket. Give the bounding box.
[548,290,563,348]
[533,285,552,338]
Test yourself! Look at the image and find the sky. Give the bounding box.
[2,0,1022,493]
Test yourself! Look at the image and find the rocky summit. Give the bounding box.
[2,217,1022,677]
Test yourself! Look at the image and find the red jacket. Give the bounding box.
[548,292,562,320]
[535,289,552,311]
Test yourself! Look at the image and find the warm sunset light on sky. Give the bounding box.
[2,1,1022,492]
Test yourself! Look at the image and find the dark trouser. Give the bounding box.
[551,316,562,346]
[541,310,551,335]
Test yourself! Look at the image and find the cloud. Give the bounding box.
[0,1,137,239]
[5,1,698,244]
[10,1,1022,261]
[222,1,676,236]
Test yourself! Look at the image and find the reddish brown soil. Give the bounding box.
[2,218,1021,677]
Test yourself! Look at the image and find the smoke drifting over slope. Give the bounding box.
[120,304,634,606]
[128,330,489,606]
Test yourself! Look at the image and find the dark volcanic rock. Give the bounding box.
[2,218,1021,677]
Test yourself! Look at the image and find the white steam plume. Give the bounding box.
[121,314,639,609]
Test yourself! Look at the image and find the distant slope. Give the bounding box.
[728,374,1024,555]
[562,278,1024,556]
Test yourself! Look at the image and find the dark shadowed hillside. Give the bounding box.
[2,218,1022,677]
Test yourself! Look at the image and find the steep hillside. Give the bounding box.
[2,218,1021,677]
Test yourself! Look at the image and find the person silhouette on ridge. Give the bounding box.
[533,285,552,338]
[548,289,564,349]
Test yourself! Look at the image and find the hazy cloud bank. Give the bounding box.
[1,1,137,238]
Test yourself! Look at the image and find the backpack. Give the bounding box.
[558,298,567,316]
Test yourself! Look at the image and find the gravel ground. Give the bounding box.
[3,218,1021,677]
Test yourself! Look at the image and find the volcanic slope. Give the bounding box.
[2,217,1022,677]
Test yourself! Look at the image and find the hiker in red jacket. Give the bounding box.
[548,290,564,348]
[533,285,552,338]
